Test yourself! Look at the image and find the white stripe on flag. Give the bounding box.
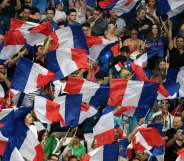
[177,68,184,97]
[0,131,9,141]
[10,147,24,161]
[88,146,104,160]
[121,80,144,107]
[0,109,13,119]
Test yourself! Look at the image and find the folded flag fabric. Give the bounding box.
[93,111,115,147]
[63,76,109,106]
[11,58,55,94]
[0,83,5,98]
[10,18,52,46]
[131,127,165,153]
[0,109,14,155]
[50,25,88,51]
[108,79,158,108]
[34,94,82,127]
[119,138,129,160]
[0,30,25,63]
[156,0,184,17]
[79,103,98,124]
[176,148,184,161]
[46,49,88,80]
[167,68,184,97]
[81,143,119,161]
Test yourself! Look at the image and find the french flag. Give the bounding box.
[45,49,88,80]
[79,103,98,124]
[0,109,14,155]
[50,25,88,51]
[156,0,184,17]
[131,127,165,153]
[63,77,109,107]
[108,79,158,110]
[0,30,25,63]
[99,0,139,16]
[119,138,129,160]
[10,18,52,46]
[176,148,184,161]
[93,111,115,147]
[167,68,184,97]
[34,95,82,127]
[0,83,5,98]
[11,58,55,94]
[81,143,119,161]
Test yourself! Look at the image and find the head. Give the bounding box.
[180,24,184,37]
[130,29,138,40]
[175,129,184,141]
[68,155,78,161]
[82,23,91,36]
[160,99,169,115]
[147,0,156,8]
[24,113,33,126]
[176,36,184,49]
[158,59,167,71]
[73,0,81,9]
[21,6,31,20]
[120,46,130,57]
[0,64,6,75]
[106,22,117,33]
[38,129,48,142]
[173,115,183,129]
[71,136,80,146]
[67,8,77,23]
[45,7,55,20]
[120,68,132,79]
[151,24,160,37]
[48,154,59,161]
[92,7,102,20]
[24,0,32,6]
[137,7,146,21]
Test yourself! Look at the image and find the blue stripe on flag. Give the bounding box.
[103,143,119,161]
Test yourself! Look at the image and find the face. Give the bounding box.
[148,0,155,7]
[176,37,184,49]
[0,65,6,75]
[160,100,169,114]
[24,0,32,6]
[22,9,31,20]
[24,113,33,125]
[159,60,166,71]
[131,30,138,39]
[74,0,81,8]
[68,12,77,22]
[92,10,101,20]
[137,10,146,20]
[176,129,184,140]
[152,24,159,35]
[72,137,80,145]
[82,26,91,36]
[69,158,78,161]
[173,116,182,129]
[107,23,116,32]
[46,10,55,20]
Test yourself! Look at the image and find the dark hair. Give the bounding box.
[68,155,78,161]
[136,6,146,14]
[120,46,130,54]
[38,129,47,142]
[147,23,161,40]
[45,7,56,14]
[67,8,77,15]
[176,36,184,41]
[82,22,91,28]
[49,154,59,160]
[94,7,103,13]
[22,5,31,11]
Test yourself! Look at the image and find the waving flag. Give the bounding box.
[50,25,88,51]
[81,143,119,161]
[167,68,184,97]
[119,138,129,160]
[132,127,165,153]
[79,103,97,124]
[0,30,25,63]
[0,109,14,155]
[108,79,158,108]
[10,18,52,46]
[11,58,55,94]
[156,0,184,17]
[0,83,5,98]
[176,148,184,161]
[34,95,82,127]
[93,111,115,147]
[46,49,88,80]
[63,77,109,106]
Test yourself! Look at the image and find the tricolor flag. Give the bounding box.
[79,103,98,124]
[0,109,14,155]
[156,0,184,17]
[63,77,109,107]
[81,143,119,161]
[0,30,25,63]
[119,138,129,160]
[11,58,55,94]
[131,127,165,153]
[10,18,52,46]
[46,49,88,79]
[176,148,184,161]
[108,79,158,114]
[0,83,5,98]
[167,68,184,97]
[93,111,115,147]
[50,25,88,51]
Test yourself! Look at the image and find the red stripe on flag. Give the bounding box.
[37,71,55,88]
[111,42,120,56]
[80,103,90,112]
[10,18,26,30]
[50,32,59,50]
[108,79,128,106]
[4,30,25,46]
[158,84,170,97]
[81,153,91,161]
[98,0,117,8]
[64,77,84,94]
[0,140,8,155]
[177,148,184,157]
[45,100,65,124]
[114,106,136,117]
[95,129,115,147]
[71,48,88,69]
[33,144,46,161]
[85,36,103,48]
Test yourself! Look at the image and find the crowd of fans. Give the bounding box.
[0,0,184,161]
